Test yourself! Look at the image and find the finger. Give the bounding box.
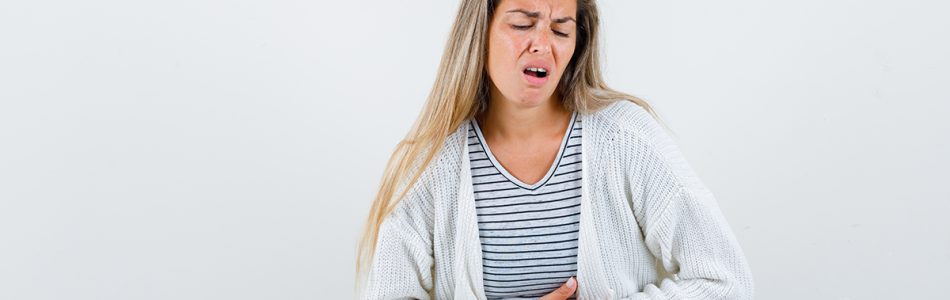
[539,277,577,300]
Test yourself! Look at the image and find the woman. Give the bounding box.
[357,0,754,299]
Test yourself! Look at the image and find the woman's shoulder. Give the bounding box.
[586,99,669,146]
[410,122,470,182]
[588,100,702,188]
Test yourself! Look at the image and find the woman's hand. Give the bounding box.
[539,277,577,300]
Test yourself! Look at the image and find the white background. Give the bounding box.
[1,0,948,299]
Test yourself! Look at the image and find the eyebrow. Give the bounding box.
[506,9,577,23]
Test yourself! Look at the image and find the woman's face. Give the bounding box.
[486,0,578,108]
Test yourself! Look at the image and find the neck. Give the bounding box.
[476,93,572,142]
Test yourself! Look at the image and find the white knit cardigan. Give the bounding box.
[363,100,754,299]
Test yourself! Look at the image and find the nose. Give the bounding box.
[528,27,553,55]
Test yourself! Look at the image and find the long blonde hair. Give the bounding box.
[356,0,660,289]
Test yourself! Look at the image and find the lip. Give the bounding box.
[522,71,549,86]
[521,60,553,87]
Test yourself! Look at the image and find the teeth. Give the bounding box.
[526,67,548,73]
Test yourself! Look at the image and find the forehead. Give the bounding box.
[496,0,577,18]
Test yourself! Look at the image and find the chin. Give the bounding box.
[520,88,556,103]
[512,93,552,107]
[492,80,557,108]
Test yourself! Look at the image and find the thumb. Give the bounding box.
[540,277,577,300]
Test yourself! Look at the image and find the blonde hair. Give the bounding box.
[356,0,661,290]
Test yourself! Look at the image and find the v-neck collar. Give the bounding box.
[453,111,614,300]
[469,111,578,191]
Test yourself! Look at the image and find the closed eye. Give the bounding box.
[512,24,571,38]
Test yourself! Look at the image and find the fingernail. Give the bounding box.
[567,276,576,288]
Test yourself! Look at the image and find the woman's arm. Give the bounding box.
[618,112,755,299]
[624,184,754,299]
[361,181,435,300]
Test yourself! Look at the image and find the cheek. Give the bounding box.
[488,32,525,76]
[555,41,577,73]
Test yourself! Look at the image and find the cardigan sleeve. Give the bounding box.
[622,184,754,300]
[361,178,435,300]
[618,127,754,298]
[605,100,754,299]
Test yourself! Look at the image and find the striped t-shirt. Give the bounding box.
[467,111,582,299]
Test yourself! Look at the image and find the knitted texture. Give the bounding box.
[362,100,754,300]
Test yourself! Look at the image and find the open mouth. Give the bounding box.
[523,67,548,78]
